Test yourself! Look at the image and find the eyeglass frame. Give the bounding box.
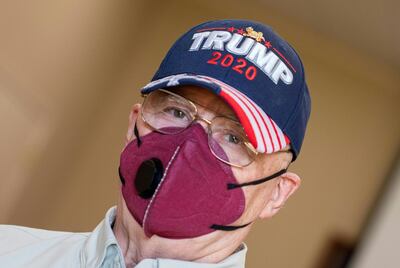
[139,88,263,168]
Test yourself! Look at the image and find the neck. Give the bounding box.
[112,197,249,267]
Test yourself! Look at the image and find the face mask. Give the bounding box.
[119,123,286,239]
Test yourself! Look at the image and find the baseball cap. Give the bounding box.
[141,19,311,161]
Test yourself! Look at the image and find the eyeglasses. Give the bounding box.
[141,89,259,167]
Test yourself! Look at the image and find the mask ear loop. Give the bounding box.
[227,168,287,189]
[134,121,142,147]
[210,222,251,231]
[118,167,125,185]
[211,168,288,231]
[119,121,142,186]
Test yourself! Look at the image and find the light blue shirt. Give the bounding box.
[0,207,247,267]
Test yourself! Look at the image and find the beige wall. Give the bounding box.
[349,158,400,268]
[1,0,399,267]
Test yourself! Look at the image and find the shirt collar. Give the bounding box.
[81,206,247,268]
[81,206,125,267]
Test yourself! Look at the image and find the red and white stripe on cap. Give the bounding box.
[200,76,289,154]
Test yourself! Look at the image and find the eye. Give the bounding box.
[173,109,186,119]
[164,107,189,120]
[225,133,242,145]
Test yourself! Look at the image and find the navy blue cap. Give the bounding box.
[141,19,311,161]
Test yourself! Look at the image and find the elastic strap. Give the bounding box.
[210,222,251,231]
[134,122,142,147]
[227,168,287,190]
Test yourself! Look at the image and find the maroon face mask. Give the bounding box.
[119,123,286,239]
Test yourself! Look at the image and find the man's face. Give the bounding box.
[126,85,300,227]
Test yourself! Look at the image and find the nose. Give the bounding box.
[193,116,212,132]
[135,158,164,199]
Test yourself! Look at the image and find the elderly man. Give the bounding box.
[0,19,311,267]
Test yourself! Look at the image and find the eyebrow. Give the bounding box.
[188,97,239,122]
[166,87,239,122]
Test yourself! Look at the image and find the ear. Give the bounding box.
[126,104,141,144]
[258,172,301,219]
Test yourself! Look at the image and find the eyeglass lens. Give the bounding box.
[142,90,255,167]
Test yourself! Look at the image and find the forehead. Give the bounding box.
[169,85,237,119]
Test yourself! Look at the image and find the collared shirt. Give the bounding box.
[0,207,247,268]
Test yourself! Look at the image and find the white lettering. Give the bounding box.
[271,61,293,84]
[246,42,280,81]
[226,33,254,55]
[188,30,294,85]
[189,32,210,51]
[202,31,232,51]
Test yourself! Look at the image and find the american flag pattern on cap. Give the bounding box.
[201,76,289,153]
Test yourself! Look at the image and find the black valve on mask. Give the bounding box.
[135,158,164,199]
